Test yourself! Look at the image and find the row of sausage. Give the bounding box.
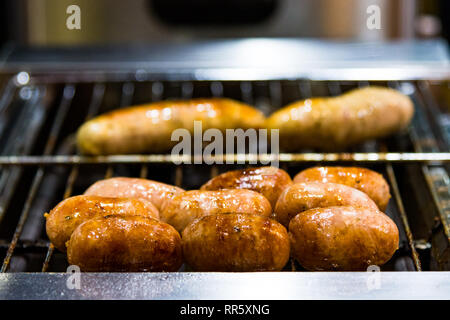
[76,86,414,154]
[45,166,399,272]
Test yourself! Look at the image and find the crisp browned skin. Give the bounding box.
[45,195,159,252]
[161,189,272,233]
[67,215,183,272]
[84,177,184,211]
[77,98,266,155]
[200,166,293,208]
[289,206,399,271]
[273,182,379,227]
[182,213,290,271]
[266,86,414,151]
[294,166,391,211]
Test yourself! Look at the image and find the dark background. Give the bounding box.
[1,1,8,46]
[0,0,449,49]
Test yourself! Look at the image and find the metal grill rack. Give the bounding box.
[0,72,448,299]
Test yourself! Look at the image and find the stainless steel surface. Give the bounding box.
[1,40,449,80]
[0,272,449,300]
[0,153,449,165]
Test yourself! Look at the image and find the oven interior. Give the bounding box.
[0,74,449,276]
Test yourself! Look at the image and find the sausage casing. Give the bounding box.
[273,182,379,227]
[67,215,183,272]
[289,206,399,271]
[45,195,159,252]
[266,86,414,151]
[77,98,266,155]
[293,166,391,211]
[182,213,290,271]
[84,177,184,211]
[200,166,292,208]
[161,189,272,232]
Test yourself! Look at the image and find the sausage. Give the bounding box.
[84,177,184,211]
[273,182,379,227]
[293,166,391,211]
[182,213,290,271]
[266,86,414,151]
[289,206,399,271]
[67,215,183,272]
[160,189,272,232]
[45,195,159,252]
[200,166,293,208]
[76,98,266,155]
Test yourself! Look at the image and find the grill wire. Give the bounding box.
[0,74,449,272]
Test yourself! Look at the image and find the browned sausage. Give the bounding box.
[84,177,184,211]
[289,206,399,271]
[67,215,183,272]
[293,166,391,211]
[160,189,272,232]
[266,86,414,151]
[182,213,290,271]
[200,166,293,208]
[273,182,379,227]
[45,195,159,252]
[76,98,266,155]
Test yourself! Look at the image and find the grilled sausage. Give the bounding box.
[84,177,184,211]
[273,182,379,227]
[160,189,272,232]
[77,98,266,155]
[289,206,399,271]
[266,86,414,151]
[200,166,293,208]
[182,213,290,271]
[293,166,391,211]
[45,195,159,252]
[67,215,183,272]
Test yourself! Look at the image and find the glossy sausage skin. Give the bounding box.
[200,166,293,208]
[289,206,399,271]
[84,177,184,211]
[266,86,414,151]
[182,213,290,271]
[77,98,266,155]
[67,215,183,272]
[293,166,391,211]
[45,195,159,252]
[273,182,379,227]
[161,189,272,233]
